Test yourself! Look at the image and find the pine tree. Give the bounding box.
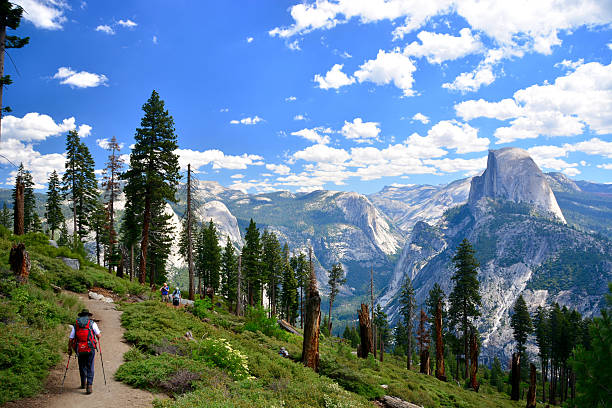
[45,170,64,240]
[90,200,107,266]
[102,136,124,274]
[147,200,174,286]
[327,262,346,336]
[121,90,180,284]
[416,309,430,355]
[62,130,98,243]
[533,305,550,401]
[374,304,390,359]
[262,230,282,314]
[448,238,481,379]
[0,201,10,228]
[291,252,309,328]
[280,244,298,324]
[203,220,221,293]
[58,220,69,247]
[119,182,142,281]
[511,294,533,356]
[399,276,416,369]
[242,219,262,306]
[220,236,238,311]
[0,1,29,141]
[12,164,35,232]
[571,283,612,407]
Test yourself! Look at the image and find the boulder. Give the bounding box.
[88,291,113,303]
[58,257,80,270]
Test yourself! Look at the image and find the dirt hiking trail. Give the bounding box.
[6,293,161,408]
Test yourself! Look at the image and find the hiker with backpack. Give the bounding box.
[160,282,170,302]
[172,287,181,307]
[68,309,101,394]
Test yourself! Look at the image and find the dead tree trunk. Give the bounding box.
[526,363,537,408]
[420,349,430,375]
[13,178,24,235]
[9,243,30,284]
[302,248,321,372]
[511,353,521,401]
[435,300,446,381]
[357,303,373,358]
[469,331,479,392]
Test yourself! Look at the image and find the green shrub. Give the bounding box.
[191,337,251,380]
[243,306,288,341]
[192,298,213,319]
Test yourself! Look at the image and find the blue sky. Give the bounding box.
[1,0,611,193]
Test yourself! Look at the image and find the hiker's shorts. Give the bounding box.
[78,351,95,385]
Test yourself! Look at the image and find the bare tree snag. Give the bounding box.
[357,303,374,358]
[302,248,321,372]
[469,331,479,392]
[511,353,521,401]
[9,243,30,284]
[435,300,446,381]
[526,363,537,408]
[13,178,24,235]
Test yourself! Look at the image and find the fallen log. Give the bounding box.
[378,395,424,408]
[278,319,301,335]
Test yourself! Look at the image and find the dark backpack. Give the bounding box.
[75,316,97,354]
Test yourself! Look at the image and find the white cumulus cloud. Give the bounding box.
[291,128,331,145]
[341,118,381,143]
[354,49,417,97]
[230,116,264,125]
[13,0,68,30]
[53,67,108,88]
[117,19,137,28]
[1,112,81,142]
[178,149,264,170]
[404,28,482,64]
[412,113,429,124]
[314,64,355,90]
[95,25,114,35]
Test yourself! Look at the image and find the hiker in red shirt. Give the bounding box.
[68,309,101,394]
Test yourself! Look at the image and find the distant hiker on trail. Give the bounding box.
[69,309,101,395]
[172,287,181,307]
[160,282,170,302]
[279,347,289,358]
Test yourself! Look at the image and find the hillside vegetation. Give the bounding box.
[116,299,532,408]
[0,227,146,404]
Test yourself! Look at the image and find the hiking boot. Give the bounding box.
[86,384,92,394]
[80,381,86,389]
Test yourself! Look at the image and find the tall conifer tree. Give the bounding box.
[399,276,416,369]
[221,236,238,311]
[0,201,10,228]
[242,219,262,306]
[327,262,346,335]
[281,243,298,323]
[511,294,533,355]
[102,136,123,274]
[448,238,481,379]
[0,1,29,141]
[262,230,282,314]
[12,164,35,232]
[122,91,180,284]
[45,170,64,239]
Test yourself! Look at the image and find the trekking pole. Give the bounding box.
[61,353,72,389]
[97,340,107,386]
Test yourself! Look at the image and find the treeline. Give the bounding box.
[341,238,610,407]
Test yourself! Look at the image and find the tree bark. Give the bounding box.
[469,331,479,392]
[511,353,521,401]
[526,363,537,408]
[357,303,373,359]
[139,188,151,285]
[236,255,242,316]
[302,248,320,372]
[13,178,24,235]
[187,164,194,300]
[0,25,6,142]
[435,300,446,381]
[9,243,30,284]
[420,349,430,375]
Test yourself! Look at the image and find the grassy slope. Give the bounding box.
[0,227,146,405]
[117,300,530,408]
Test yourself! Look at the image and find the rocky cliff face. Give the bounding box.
[383,149,612,363]
[469,148,566,223]
[369,178,471,233]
